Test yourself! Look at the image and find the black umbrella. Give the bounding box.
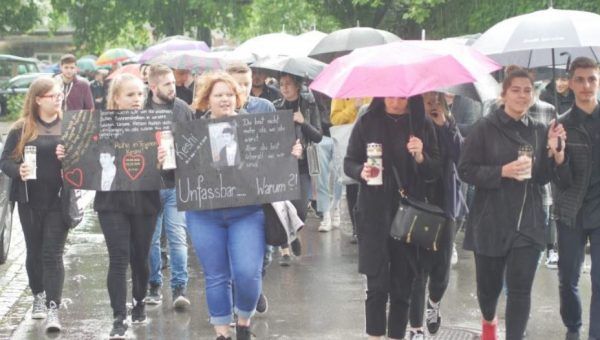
[251,56,326,80]
[308,27,400,63]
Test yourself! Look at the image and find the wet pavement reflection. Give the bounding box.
[4,198,593,339]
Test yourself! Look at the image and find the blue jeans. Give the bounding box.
[149,188,189,289]
[186,205,265,325]
[557,222,600,339]
[316,136,343,213]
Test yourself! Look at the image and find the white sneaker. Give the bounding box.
[319,212,332,232]
[45,301,61,332]
[31,292,47,319]
[451,243,458,266]
[545,249,559,269]
[331,208,341,227]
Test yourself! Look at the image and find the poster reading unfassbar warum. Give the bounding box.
[174,110,300,211]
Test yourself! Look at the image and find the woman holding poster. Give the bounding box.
[177,71,302,340]
[58,73,160,339]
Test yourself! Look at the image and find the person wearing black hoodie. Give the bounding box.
[344,96,441,340]
[408,92,467,339]
[540,71,575,115]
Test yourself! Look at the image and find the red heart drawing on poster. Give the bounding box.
[64,168,83,187]
[122,153,145,181]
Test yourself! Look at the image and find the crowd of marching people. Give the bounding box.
[1,47,599,340]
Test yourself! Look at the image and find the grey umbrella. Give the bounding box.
[251,56,326,80]
[439,73,500,103]
[308,27,400,63]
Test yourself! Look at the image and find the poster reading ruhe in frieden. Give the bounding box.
[61,109,173,191]
[174,110,300,211]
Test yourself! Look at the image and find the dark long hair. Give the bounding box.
[366,95,426,134]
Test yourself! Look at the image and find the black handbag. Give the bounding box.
[60,187,84,229]
[389,166,446,251]
[262,204,288,246]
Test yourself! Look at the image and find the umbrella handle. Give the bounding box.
[553,121,563,152]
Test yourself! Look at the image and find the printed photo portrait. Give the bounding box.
[98,143,117,191]
[208,122,241,168]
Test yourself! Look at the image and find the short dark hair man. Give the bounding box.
[250,68,281,103]
[145,63,194,309]
[553,56,600,340]
[215,125,240,167]
[54,54,94,111]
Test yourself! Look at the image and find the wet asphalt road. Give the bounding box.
[0,192,593,339]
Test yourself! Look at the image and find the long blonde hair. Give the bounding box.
[106,73,145,110]
[11,77,61,160]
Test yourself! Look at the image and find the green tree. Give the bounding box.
[229,0,339,41]
[423,0,600,39]
[0,0,43,36]
[50,0,151,54]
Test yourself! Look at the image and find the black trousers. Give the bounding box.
[346,184,359,235]
[475,246,540,340]
[98,211,157,319]
[409,219,457,327]
[366,238,423,339]
[18,203,68,307]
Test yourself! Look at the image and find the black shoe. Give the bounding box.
[216,336,232,340]
[146,283,162,305]
[172,286,191,310]
[350,234,358,244]
[290,238,302,256]
[565,331,580,340]
[109,317,128,339]
[426,299,441,334]
[236,324,252,340]
[256,293,268,314]
[131,299,146,324]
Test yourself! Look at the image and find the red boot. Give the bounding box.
[481,318,498,340]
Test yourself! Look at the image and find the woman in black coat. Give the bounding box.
[344,96,441,339]
[458,67,566,340]
[274,73,322,262]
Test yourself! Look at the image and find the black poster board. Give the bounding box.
[62,109,173,191]
[174,110,300,211]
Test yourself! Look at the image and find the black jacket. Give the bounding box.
[274,93,323,173]
[458,108,555,256]
[344,97,441,276]
[273,92,323,147]
[553,105,598,229]
[540,82,575,115]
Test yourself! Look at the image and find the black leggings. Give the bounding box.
[346,184,359,235]
[409,219,457,327]
[18,203,68,307]
[475,246,540,340]
[98,211,157,319]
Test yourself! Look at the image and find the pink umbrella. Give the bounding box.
[309,40,501,98]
